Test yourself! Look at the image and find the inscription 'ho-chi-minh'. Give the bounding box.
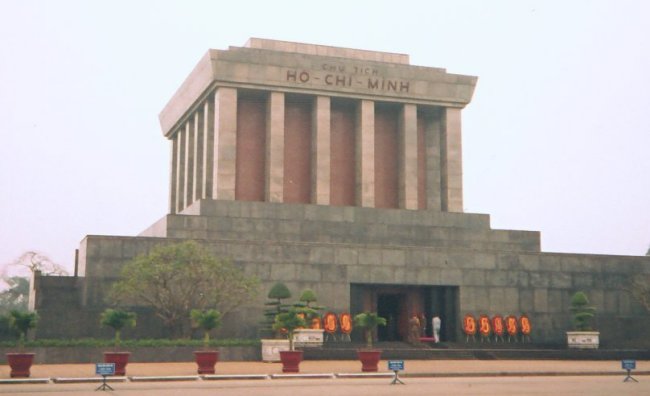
[286,69,410,93]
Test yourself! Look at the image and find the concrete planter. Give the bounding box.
[260,339,290,362]
[103,351,131,375]
[6,352,35,378]
[279,350,303,373]
[193,350,219,374]
[0,345,259,364]
[567,331,600,349]
[293,329,324,348]
[357,350,382,372]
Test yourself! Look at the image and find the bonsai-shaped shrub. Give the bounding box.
[353,312,386,349]
[191,309,222,349]
[272,308,307,351]
[100,308,136,348]
[262,282,292,337]
[296,289,318,308]
[569,291,596,331]
[8,310,38,350]
[294,289,324,327]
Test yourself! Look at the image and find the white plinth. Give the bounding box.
[293,329,325,348]
[566,331,600,349]
[261,339,290,362]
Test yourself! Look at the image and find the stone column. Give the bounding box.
[441,108,463,212]
[266,91,285,203]
[399,103,418,210]
[192,109,204,202]
[212,87,237,200]
[175,126,186,213]
[169,137,178,214]
[425,109,442,211]
[312,96,331,205]
[184,118,195,208]
[202,98,214,199]
[355,100,374,207]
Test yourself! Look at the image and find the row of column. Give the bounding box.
[169,87,463,214]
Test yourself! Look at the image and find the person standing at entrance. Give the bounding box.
[432,316,441,343]
[408,315,421,344]
[418,313,427,336]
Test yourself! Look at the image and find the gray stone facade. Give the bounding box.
[34,198,650,344]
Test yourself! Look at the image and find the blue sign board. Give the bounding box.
[388,360,404,371]
[96,363,116,376]
[622,360,636,370]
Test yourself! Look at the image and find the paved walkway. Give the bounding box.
[2,359,649,380]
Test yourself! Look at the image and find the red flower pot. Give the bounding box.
[279,350,303,373]
[357,350,382,372]
[193,350,219,374]
[103,351,131,376]
[6,353,35,378]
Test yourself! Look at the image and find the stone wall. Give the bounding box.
[34,200,650,345]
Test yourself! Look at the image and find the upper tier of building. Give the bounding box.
[159,38,477,137]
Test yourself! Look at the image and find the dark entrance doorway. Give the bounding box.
[350,283,459,343]
[377,294,404,341]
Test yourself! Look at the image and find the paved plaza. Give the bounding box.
[1,359,648,395]
[2,359,648,378]
[0,372,648,396]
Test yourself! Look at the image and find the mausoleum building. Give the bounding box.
[31,39,650,345]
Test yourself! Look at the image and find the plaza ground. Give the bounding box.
[2,359,648,380]
[1,361,649,396]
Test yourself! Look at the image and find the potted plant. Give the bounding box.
[191,309,222,374]
[100,308,136,375]
[261,282,292,362]
[292,289,325,348]
[353,312,387,372]
[272,308,307,373]
[5,310,38,378]
[566,291,599,349]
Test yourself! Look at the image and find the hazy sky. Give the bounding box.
[1,0,649,276]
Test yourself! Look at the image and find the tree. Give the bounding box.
[0,251,68,303]
[272,308,307,351]
[297,289,317,307]
[354,312,387,349]
[0,277,29,314]
[5,251,68,277]
[191,309,222,348]
[100,309,137,348]
[569,291,596,331]
[294,288,324,326]
[629,274,650,313]
[7,310,39,349]
[260,282,292,337]
[109,241,259,337]
[268,283,292,305]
